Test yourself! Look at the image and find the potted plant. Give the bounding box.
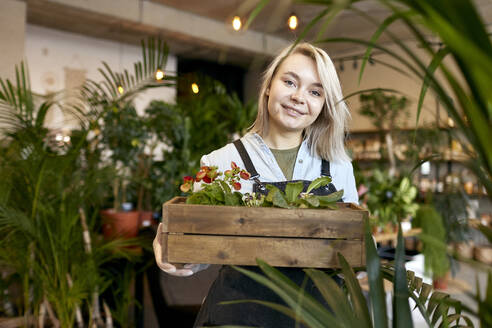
[82,38,175,238]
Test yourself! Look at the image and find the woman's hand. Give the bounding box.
[153,223,197,277]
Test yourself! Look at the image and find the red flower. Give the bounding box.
[231,161,238,170]
[203,176,212,184]
[233,182,241,190]
[240,170,251,180]
[183,176,194,182]
[196,170,206,180]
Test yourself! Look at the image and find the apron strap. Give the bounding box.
[233,139,260,179]
[321,159,331,178]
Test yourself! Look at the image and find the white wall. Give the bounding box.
[0,0,26,81]
[334,42,450,132]
[24,24,177,129]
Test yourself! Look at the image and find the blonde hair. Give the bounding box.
[250,42,351,163]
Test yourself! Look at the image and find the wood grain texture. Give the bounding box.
[163,197,367,239]
[165,234,364,268]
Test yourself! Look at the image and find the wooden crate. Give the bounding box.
[162,197,368,268]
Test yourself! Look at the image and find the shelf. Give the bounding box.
[374,228,422,242]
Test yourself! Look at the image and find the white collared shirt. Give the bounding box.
[198,132,359,204]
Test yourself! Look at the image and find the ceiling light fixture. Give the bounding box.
[191,83,199,94]
[155,68,165,81]
[232,16,242,31]
[288,14,298,30]
[117,85,124,94]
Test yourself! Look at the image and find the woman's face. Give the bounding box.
[266,53,325,134]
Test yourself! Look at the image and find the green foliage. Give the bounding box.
[0,38,169,326]
[144,78,257,206]
[262,178,343,209]
[412,205,450,278]
[82,38,174,211]
[359,90,410,131]
[362,170,418,227]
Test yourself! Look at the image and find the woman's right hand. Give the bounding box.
[153,223,195,277]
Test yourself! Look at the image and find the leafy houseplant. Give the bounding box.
[82,38,175,238]
[180,162,343,209]
[0,63,140,327]
[143,77,257,210]
[361,169,419,230]
[359,91,410,174]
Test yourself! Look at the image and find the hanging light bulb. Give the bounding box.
[155,68,165,81]
[63,135,71,143]
[191,83,199,94]
[288,14,298,30]
[232,16,242,31]
[117,85,124,94]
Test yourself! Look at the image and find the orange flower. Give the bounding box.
[233,182,241,190]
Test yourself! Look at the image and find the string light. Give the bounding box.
[288,14,298,30]
[155,68,164,81]
[191,83,199,94]
[117,85,124,94]
[232,16,242,31]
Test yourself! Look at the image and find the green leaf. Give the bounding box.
[317,190,344,205]
[306,176,332,194]
[272,189,291,209]
[393,223,413,327]
[206,183,225,203]
[186,192,211,205]
[304,268,358,326]
[219,180,231,194]
[224,193,239,206]
[285,181,304,203]
[304,196,320,208]
[337,254,372,326]
[364,219,388,328]
[265,184,281,203]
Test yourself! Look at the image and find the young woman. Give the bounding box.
[153,42,358,327]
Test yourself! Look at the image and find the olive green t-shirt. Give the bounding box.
[270,145,301,180]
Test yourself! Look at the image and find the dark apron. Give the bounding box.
[193,140,340,328]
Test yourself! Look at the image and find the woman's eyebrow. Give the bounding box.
[284,71,322,88]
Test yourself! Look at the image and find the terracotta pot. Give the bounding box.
[101,209,140,239]
[433,271,450,290]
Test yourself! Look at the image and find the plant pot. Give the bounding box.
[101,209,140,239]
[433,271,450,290]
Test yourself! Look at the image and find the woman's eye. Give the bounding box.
[311,90,322,97]
[284,80,295,86]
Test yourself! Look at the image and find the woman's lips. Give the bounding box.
[282,104,304,116]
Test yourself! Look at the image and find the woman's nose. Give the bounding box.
[291,89,305,104]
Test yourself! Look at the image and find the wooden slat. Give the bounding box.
[163,197,367,239]
[165,234,365,268]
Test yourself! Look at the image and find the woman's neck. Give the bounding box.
[262,126,303,149]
